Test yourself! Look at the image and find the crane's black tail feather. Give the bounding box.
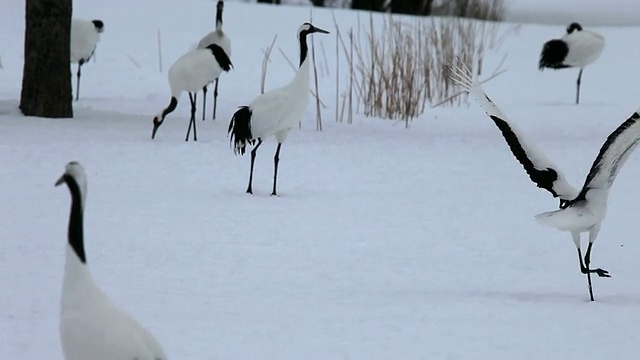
[539,39,571,70]
[228,106,254,155]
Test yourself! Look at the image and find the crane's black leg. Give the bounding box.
[271,143,282,196]
[576,68,583,105]
[202,86,207,121]
[247,139,263,194]
[186,92,198,141]
[577,244,610,302]
[584,242,610,278]
[577,248,595,301]
[75,60,84,101]
[212,78,220,120]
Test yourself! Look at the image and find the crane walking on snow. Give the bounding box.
[56,162,167,360]
[228,22,329,196]
[152,44,232,141]
[450,62,640,302]
[539,22,605,105]
[71,19,104,101]
[197,0,231,121]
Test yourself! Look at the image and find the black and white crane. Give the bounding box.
[70,18,104,101]
[197,0,231,121]
[152,43,232,141]
[56,161,167,360]
[228,22,329,196]
[450,63,640,301]
[539,22,605,105]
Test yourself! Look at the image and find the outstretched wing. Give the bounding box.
[449,62,579,203]
[568,111,640,205]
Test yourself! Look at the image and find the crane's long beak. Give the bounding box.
[151,122,161,140]
[55,175,65,187]
[312,26,330,34]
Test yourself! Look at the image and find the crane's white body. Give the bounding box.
[561,29,605,68]
[250,59,311,142]
[61,248,167,360]
[57,162,167,360]
[450,63,640,300]
[70,19,102,63]
[536,204,605,233]
[168,48,226,98]
[153,44,232,141]
[539,23,605,105]
[228,22,328,195]
[198,30,231,58]
[196,0,231,121]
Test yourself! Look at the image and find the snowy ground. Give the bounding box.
[2,1,640,359]
[506,0,640,26]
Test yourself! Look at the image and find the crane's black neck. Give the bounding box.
[216,6,223,28]
[299,31,311,67]
[163,97,178,121]
[65,176,86,263]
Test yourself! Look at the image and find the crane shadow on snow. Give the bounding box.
[536,100,609,107]
[430,289,640,305]
[435,289,585,304]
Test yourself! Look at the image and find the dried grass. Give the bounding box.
[334,1,513,127]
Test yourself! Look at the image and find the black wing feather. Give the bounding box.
[490,115,562,198]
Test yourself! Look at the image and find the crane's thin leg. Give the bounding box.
[247,139,263,194]
[571,234,594,301]
[271,143,282,196]
[584,242,610,278]
[212,78,220,120]
[202,86,208,121]
[577,248,595,301]
[576,68,583,105]
[186,92,198,142]
[572,232,608,302]
[576,243,610,302]
[75,60,84,101]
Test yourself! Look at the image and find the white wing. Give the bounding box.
[568,111,640,205]
[197,30,231,57]
[562,29,605,68]
[249,83,310,140]
[169,49,224,93]
[449,63,579,203]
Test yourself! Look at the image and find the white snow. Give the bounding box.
[507,0,640,26]
[2,1,640,359]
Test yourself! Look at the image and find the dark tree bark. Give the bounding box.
[389,0,434,15]
[311,0,325,6]
[20,0,73,118]
[351,0,386,11]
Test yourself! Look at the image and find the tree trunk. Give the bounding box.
[20,0,73,118]
[390,0,434,15]
[352,0,385,11]
[311,0,325,6]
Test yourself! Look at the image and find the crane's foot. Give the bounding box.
[581,266,610,278]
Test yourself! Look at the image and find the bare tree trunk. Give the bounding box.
[422,0,435,15]
[311,0,325,6]
[20,0,73,118]
[457,0,471,17]
[389,0,434,15]
[351,0,386,11]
